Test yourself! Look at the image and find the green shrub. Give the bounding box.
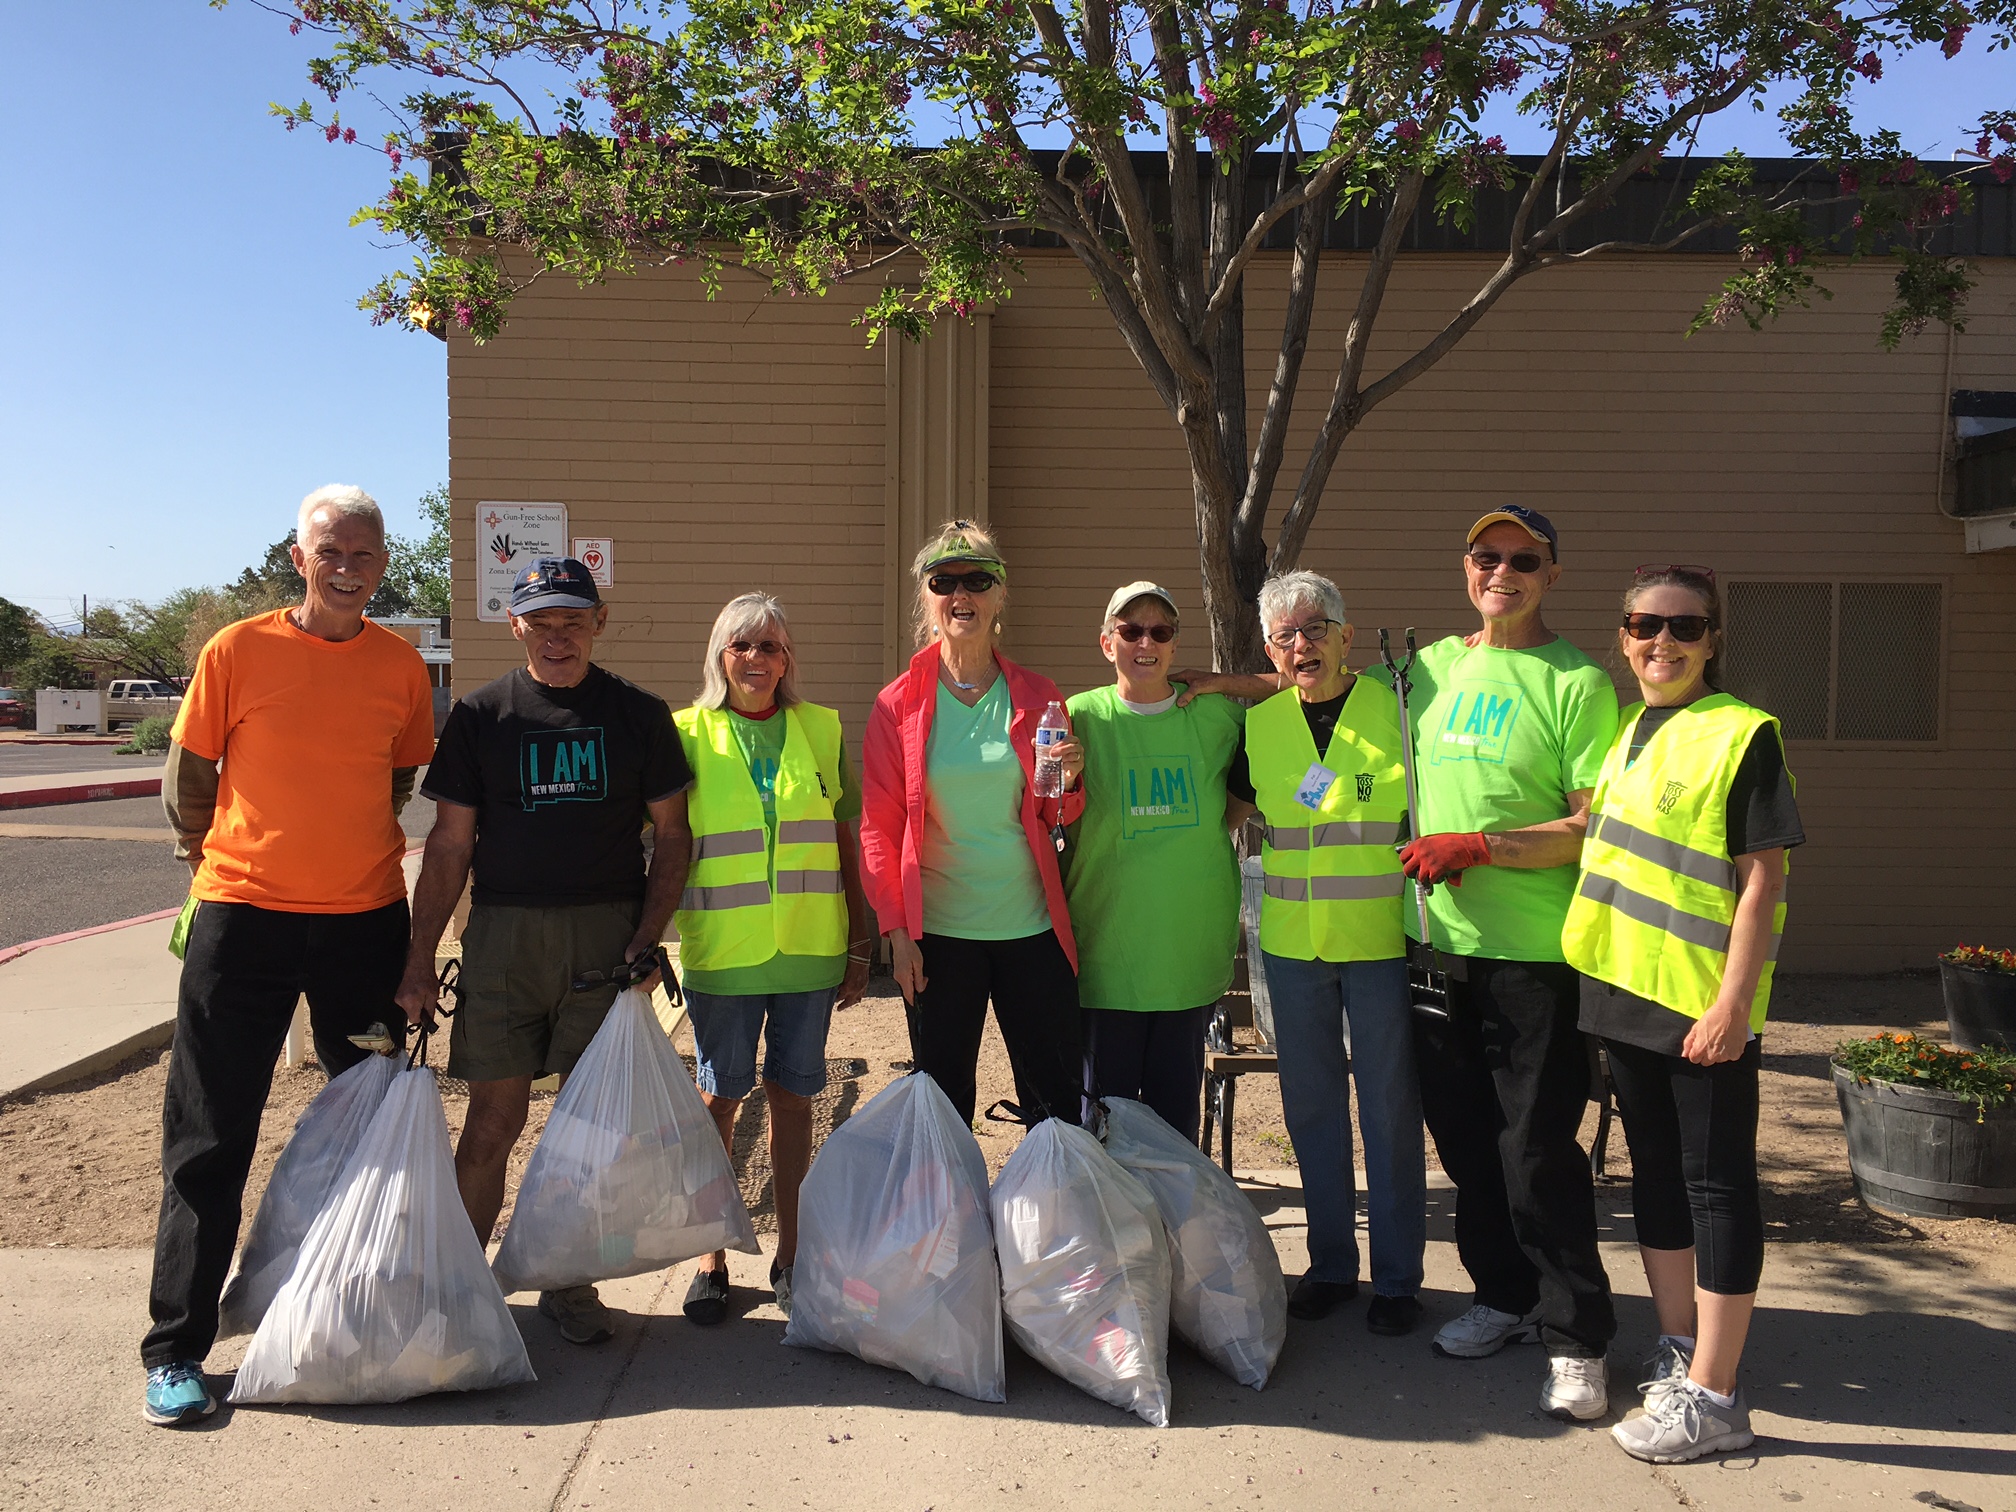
[1834,1032,2016,1116]
[126,715,173,754]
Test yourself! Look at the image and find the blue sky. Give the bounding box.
[1,4,2006,619]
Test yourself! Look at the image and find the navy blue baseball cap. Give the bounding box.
[1467,505,1559,559]
[511,556,602,614]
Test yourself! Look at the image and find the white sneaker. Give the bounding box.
[1613,1382,1753,1463]
[1639,1337,1693,1404]
[1540,1355,1610,1421]
[1432,1303,1542,1359]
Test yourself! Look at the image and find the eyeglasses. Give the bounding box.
[1265,618,1340,649]
[1635,563,1717,584]
[1622,612,1715,643]
[1112,621,1176,644]
[928,571,1000,596]
[728,639,785,658]
[1467,548,1550,574]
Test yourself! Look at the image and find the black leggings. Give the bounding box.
[1603,1035,1764,1295]
[1085,1004,1212,1145]
[906,931,1084,1127]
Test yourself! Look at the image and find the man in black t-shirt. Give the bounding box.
[395,557,694,1346]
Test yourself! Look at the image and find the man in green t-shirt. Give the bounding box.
[1372,506,1621,1423]
[1063,582,1252,1141]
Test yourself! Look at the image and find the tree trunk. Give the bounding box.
[1195,473,1268,673]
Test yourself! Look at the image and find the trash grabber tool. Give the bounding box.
[1380,627,1451,1022]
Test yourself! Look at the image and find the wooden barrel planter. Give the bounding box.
[1941,960,2016,1052]
[1832,1063,2016,1220]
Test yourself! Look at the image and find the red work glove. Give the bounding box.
[1398,832,1492,887]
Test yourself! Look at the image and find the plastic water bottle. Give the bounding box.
[1033,700,1069,797]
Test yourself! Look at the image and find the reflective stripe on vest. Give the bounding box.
[1562,695,1791,1029]
[671,703,848,970]
[1248,682,1408,963]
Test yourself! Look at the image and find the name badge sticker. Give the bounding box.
[1294,762,1339,810]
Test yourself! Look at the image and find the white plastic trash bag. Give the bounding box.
[491,988,757,1294]
[218,1051,401,1339]
[1100,1098,1287,1390]
[991,1118,1173,1426]
[783,1074,1005,1402]
[230,1065,535,1404]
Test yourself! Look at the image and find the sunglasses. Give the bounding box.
[1636,563,1717,583]
[928,570,1000,596]
[1265,618,1340,649]
[1467,548,1550,574]
[1622,612,1715,643]
[728,639,785,658]
[1112,621,1176,644]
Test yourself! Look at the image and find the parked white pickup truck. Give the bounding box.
[104,679,184,728]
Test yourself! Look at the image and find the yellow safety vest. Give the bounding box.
[1562,694,1790,1029]
[672,703,847,971]
[1249,681,1407,962]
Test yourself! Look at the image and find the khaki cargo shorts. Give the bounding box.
[447,901,642,1082]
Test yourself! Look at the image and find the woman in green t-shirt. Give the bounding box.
[1063,582,1252,1141]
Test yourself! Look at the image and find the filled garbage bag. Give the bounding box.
[991,1118,1173,1426]
[783,1074,1005,1402]
[1100,1098,1286,1390]
[491,988,757,1294]
[218,1050,401,1339]
[230,1065,535,1404]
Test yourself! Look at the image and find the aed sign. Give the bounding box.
[478,502,569,622]
[573,537,614,586]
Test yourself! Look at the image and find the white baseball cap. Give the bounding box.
[1102,581,1180,624]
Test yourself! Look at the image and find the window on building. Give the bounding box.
[1722,581,1943,743]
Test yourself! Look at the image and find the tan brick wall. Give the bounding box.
[450,252,2016,971]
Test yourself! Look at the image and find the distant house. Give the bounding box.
[442,160,2016,972]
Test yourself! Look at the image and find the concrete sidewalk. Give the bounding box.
[0,763,165,810]
[4,1194,2009,1512]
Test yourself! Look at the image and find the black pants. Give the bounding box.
[906,931,1083,1127]
[1085,1004,1211,1144]
[1413,956,1615,1356]
[1603,1036,1765,1295]
[142,898,410,1368]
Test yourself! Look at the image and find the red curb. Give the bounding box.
[0,906,183,967]
[0,777,162,810]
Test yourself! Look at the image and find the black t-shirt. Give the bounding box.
[1580,711,1805,1055]
[1224,688,1350,804]
[422,665,692,907]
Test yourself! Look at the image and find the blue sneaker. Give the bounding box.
[143,1362,215,1426]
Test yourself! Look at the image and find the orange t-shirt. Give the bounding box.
[173,610,436,913]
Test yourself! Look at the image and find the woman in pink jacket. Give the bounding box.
[861,520,1087,1126]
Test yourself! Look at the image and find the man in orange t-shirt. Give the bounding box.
[140,484,435,1428]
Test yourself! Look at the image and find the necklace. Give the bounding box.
[942,659,994,693]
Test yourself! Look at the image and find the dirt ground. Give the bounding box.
[1,971,2007,1277]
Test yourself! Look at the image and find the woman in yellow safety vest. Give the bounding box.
[672,592,872,1327]
[1563,566,1802,1465]
[1229,568,1425,1336]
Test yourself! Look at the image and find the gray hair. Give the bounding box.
[698,592,801,710]
[296,484,385,546]
[1257,569,1346,633]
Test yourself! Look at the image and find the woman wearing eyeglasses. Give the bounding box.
[1563,566,1801,1464]
[672,592,872,1326]
[860,520,1088,1128]
[1220,569,1427,1334]
[1061,582,1253,1141]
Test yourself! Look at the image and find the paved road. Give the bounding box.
[0,779,436,949]
[0,747,163,780]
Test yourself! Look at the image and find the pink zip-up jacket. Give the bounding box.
[861,642,1085,969]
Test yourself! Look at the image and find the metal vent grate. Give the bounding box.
[1723,581,1832,741]
[1836,582,1942,741]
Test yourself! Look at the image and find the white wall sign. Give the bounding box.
[573,537,614,586]
[477,503,569,622]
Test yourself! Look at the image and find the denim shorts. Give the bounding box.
[684,987,836,1101]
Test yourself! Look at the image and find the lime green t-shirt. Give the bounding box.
[1063,685,1245,1011]
[680,706,863,997]
[1368,635,1619,961]
[921,680,1051,940]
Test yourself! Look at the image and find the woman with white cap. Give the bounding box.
[1062,581,1252,1140]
